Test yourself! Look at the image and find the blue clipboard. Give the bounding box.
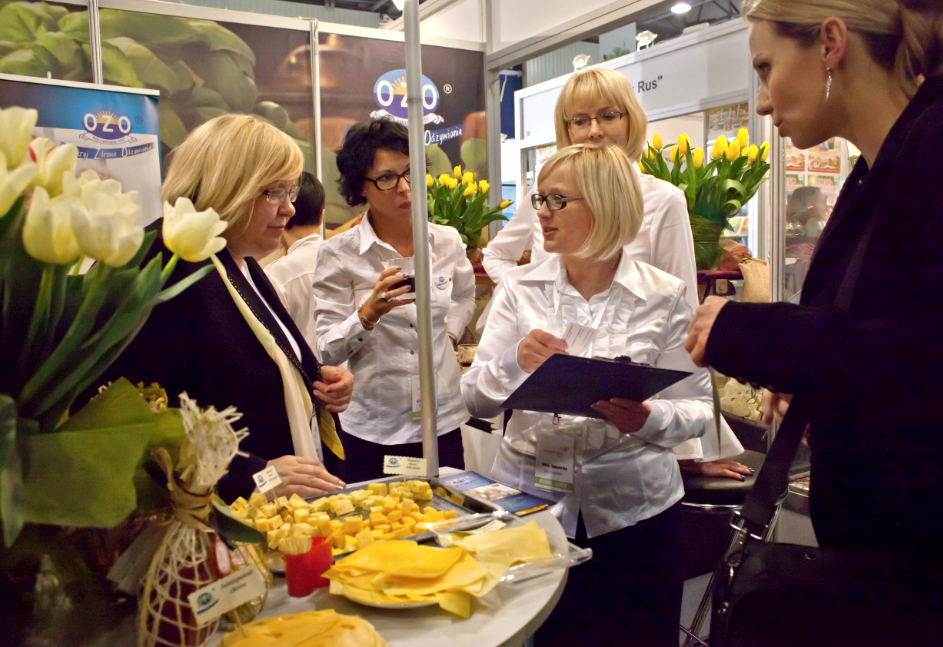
[500,353,691,419]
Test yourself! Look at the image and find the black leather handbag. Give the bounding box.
[709,211,943,646]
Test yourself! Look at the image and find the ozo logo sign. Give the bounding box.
[371,69,444,126]
[83,111,132,140]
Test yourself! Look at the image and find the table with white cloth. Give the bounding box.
[220,468,569,647]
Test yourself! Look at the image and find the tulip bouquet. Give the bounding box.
[639,129,771,270]
[0,106,228,547]
[426,166,512,257]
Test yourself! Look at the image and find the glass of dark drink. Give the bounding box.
[386,257,415,301]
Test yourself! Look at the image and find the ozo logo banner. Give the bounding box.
[371,69,444,126]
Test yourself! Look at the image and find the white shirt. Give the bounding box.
[266,233,324,360]
[314,217,474,444]
[461,254,713,538]
[482,172,742,461]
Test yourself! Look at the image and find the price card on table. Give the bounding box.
[188,566,267,626]
[384,455,427,476]
[252,466,282,494]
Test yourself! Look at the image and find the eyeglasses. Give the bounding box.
[531,193,584,212]
[365,169,411,191]
[262,185,300,204]
[565,111,626,132]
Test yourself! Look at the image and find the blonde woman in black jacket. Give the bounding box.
[687,0,943,560]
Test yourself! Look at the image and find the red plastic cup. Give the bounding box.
[310,536,333,588]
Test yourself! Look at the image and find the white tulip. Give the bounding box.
[70,186,144,267]
[28,138,78,197]
[0,107,38,169]
[162,197,228,262]
[0,150,38,218]
[22,186,82,265]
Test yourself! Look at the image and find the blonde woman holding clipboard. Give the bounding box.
[462,144,713,647]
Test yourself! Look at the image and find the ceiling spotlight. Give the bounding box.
[671,3,692,13]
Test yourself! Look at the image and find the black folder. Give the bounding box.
[501,354,691,419]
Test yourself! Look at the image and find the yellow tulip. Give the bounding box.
[638,161,646,173]
[426,174,434,187]
[652,134,663,151]
[463,186,476,197]
[438,173,450,185]
[28,138,78,198]
[747,145,759,163]
[499,199,511,209]
[0,150,38,218]
[22,186,81,265]
[737,128,749,149]
[162,197,228,262]
[712,136,728,160]
[0,106,38,169]
[692,148,704,169]
[462,171,474,185]
[678,134,690,156]
[726,140,741,162]
[759,142,770,162]
[453,165,462,178]
[670,147,679,163]
[479,180,490,194]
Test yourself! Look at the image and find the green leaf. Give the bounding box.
[167,59,203,95]
[0,2,56,43]
[58,10,88,44]
[1,442,24,548]
[189,19,255,66]
[0,395,14,471]
[157,102,188,149]
[722,179,747,196]
[20,379,185,529]
[35,30,76,64]
[99,9,209,49]
[103,36,176,94]
[189,51,257,113]
[254,101,288,130]
[156,263,212,303]
[98,40,142,88]
[213,499,264,547]
[187,85,228,110]
[0,45,56,76]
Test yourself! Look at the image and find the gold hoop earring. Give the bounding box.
[825,68,833,102]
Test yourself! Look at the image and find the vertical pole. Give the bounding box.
[483,0,502,239]
[310,20,325,239]
[404,0,439,476]
[88,0,103,85]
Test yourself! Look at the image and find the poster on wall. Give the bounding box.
[785,138,806,172]
[0,75,162,225]
[98,10,315,173]
[707,101,749,136]
[807,138,841,174]
[0,1,93,83]
[807,174,841,212]
[318,32,486,230]
[785,172,805,199]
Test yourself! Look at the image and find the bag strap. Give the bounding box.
[737,211,878,538]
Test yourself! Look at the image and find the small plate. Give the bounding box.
[336,592,437,610]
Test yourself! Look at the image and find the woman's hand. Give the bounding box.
[265,455,345,498]
[359,266,412,323]
[592,398,651,434]
[516,329,568,373]
[761,389,791,425]
[314,365,355,413]
[685,296,728,368]
[679,458,753,480]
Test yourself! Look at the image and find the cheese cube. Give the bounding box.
[288,497,307,511]
[275,496,289,507]
[402,517,417,529]
[268,515,284,530]
[293,509,309,524]
[400,499,416,514]
[266,530,280,550]
[370,506,384,513]
[260,504,277,517]
[382,501,397,515]
[391,522,403,531]
[369,513,387,526]
[356,528,375,549]
[249,493,268,508]
[387,510,403,524]
[276,525,292,539]
[374,524,391,534]
[431,511,446,522]
[367,483,388,496]
[248,507,264,520]
[254,517,271,533]
[393,527,413,539]
[344,517,363,534]
[291,523,316,538]
[444,510,458,520]
[370,529,384,539]
[423,506,436,515]
[380,531,399,541]
[409,512,424,522]
[231,496,248,510]
[415,522,429,532]
[317,518,333,537]
[344,535,358,551]
[349,489,369,503]
[330,530,346,549]
[331,499,355,516]
[279,508,293,521]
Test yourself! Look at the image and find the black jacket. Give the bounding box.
[93,223,341,502]
[706,75,943,556]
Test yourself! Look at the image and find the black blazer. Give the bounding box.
[706,75,943,556]
[92,222,341,502]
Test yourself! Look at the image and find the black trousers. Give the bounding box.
[535,501,685,647]
[334,427,465,484]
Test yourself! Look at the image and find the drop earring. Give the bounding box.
[825,68,833,102]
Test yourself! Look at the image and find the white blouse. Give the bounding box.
[314,217,475,444]
[461,254,713,538]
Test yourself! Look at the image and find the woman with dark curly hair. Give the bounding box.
[313,119,475,482]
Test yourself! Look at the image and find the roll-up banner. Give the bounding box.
[318,33,485,231]
[0,74,163,225]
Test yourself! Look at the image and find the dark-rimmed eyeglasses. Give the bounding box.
[365,169,411,191]
[531,193,584,212]
[565,111,626,132]
[262,186,300,204]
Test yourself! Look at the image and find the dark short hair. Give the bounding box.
[286,171,324,229]
[336,119,409,207]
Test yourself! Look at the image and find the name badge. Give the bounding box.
[435,275,449,290]
[534,433,576,493]
[562,322,596,356]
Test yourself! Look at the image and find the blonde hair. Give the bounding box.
[742,0,943,98]
[554,67,648,162]
[537,144,643,261]
[161,114,304,236]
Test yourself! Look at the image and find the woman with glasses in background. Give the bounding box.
[94,114,353,502]
[313,119,475,483]
[482,66,748,477]
[464,144,713,647]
